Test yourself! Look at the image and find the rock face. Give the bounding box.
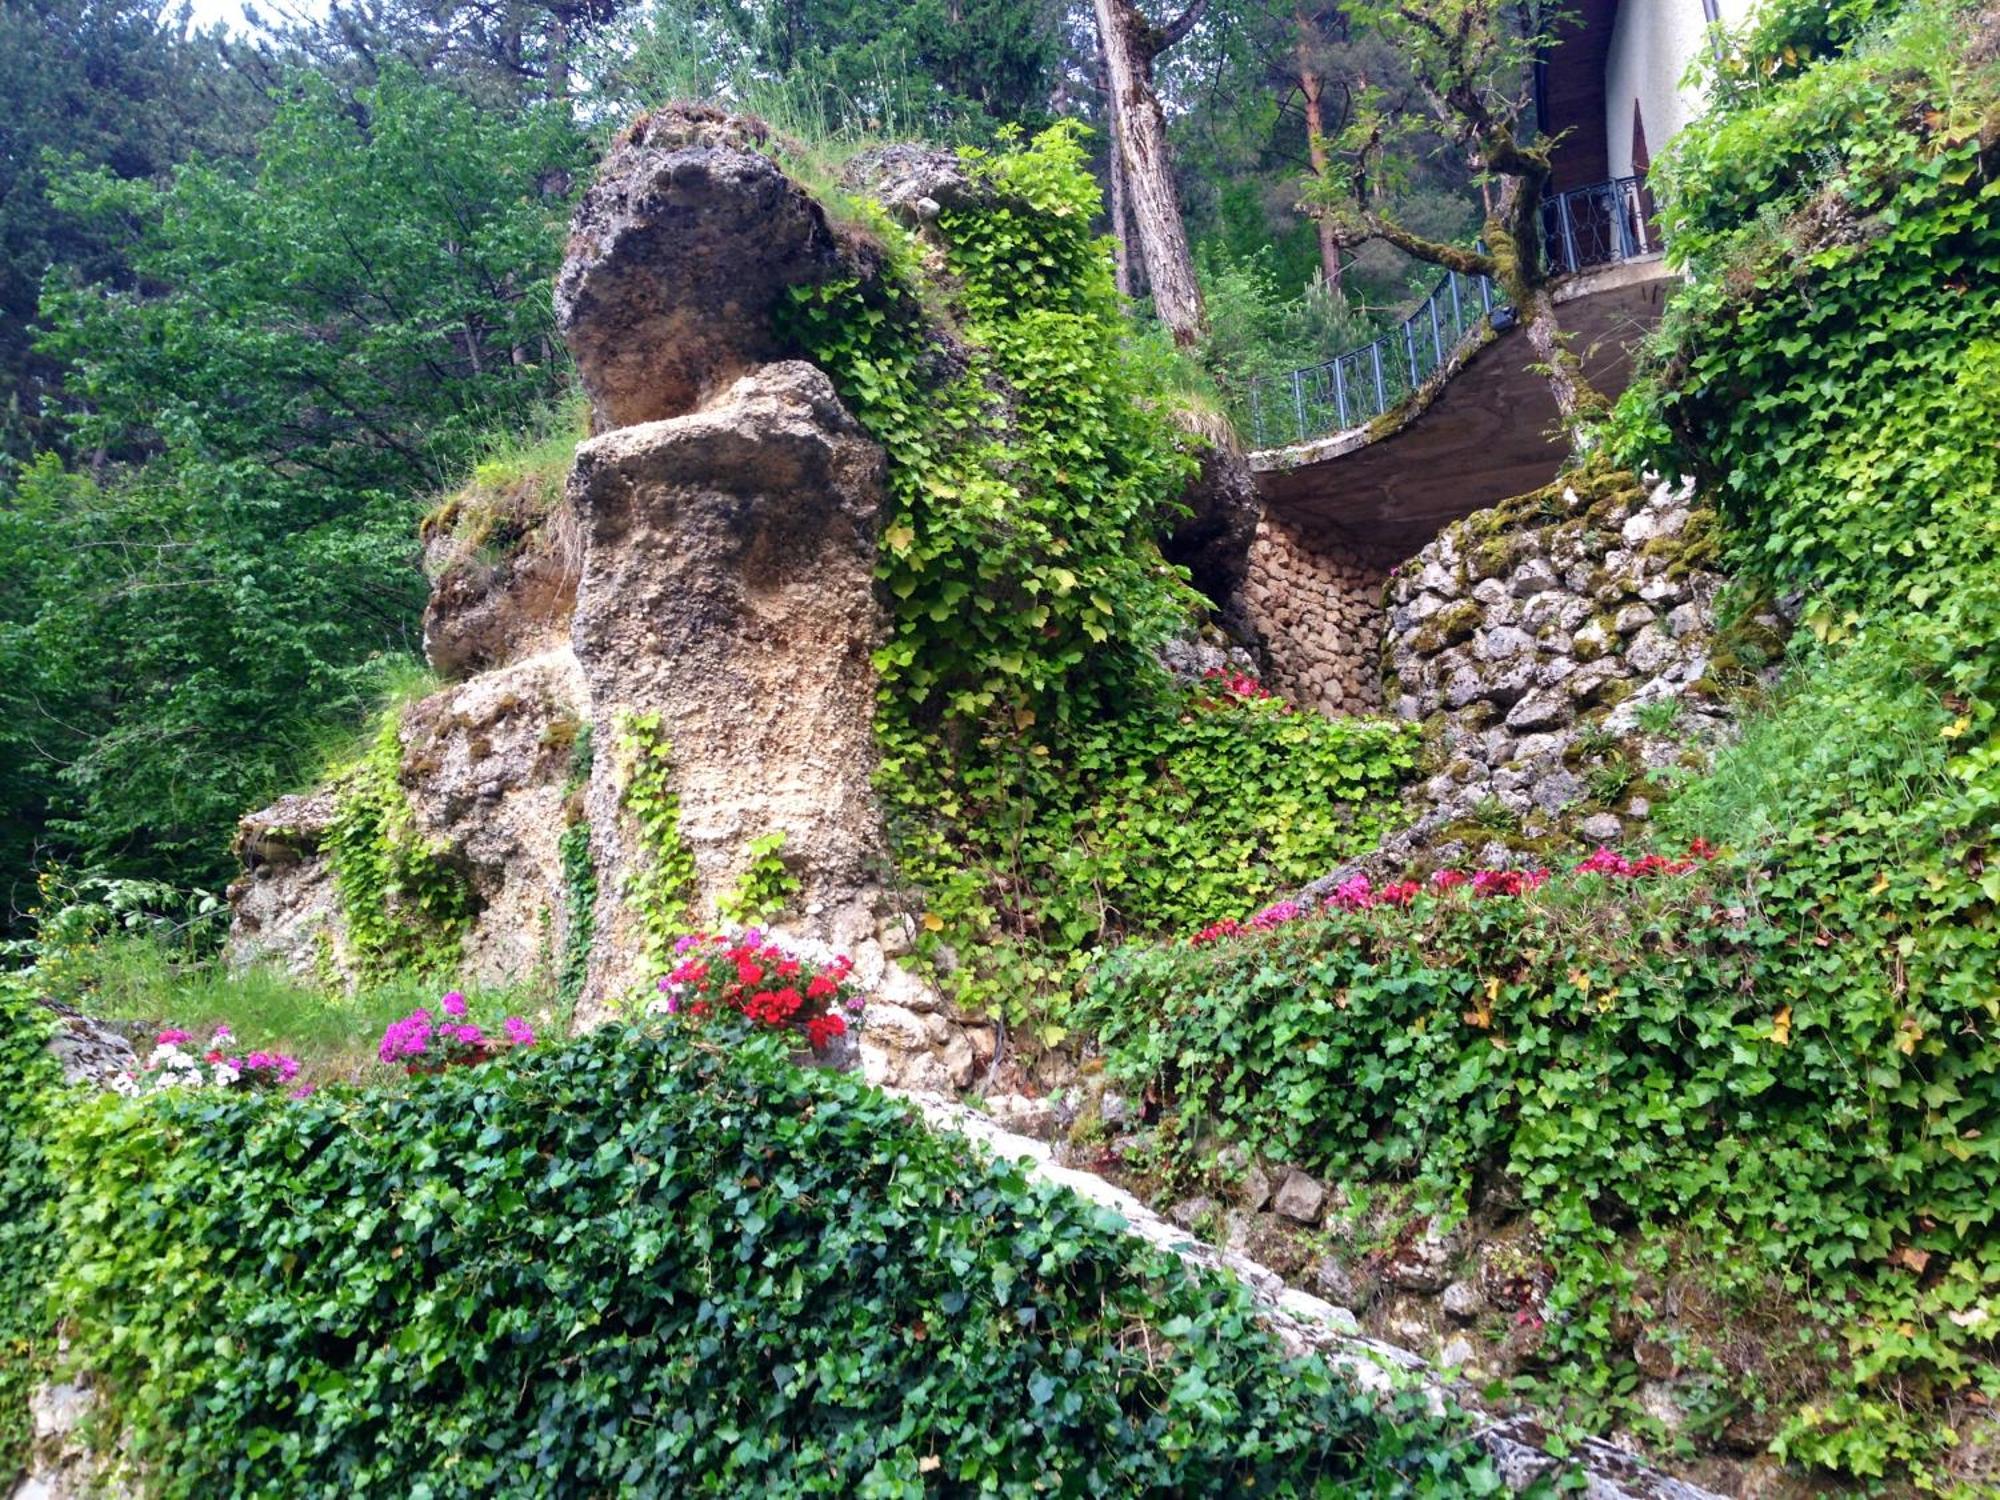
[225,118,977,1093]
[1163,440,1262,632]
[568,361,892,1010]
[227,652,589,992]
[420,501,581,682]
[555,104,844,430]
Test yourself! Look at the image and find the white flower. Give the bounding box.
[211,1063,241,1088]
[108,1072,140,1098]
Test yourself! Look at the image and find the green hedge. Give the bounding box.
[1086,842,2000,1477]
[51,1025,1506,1497]
[0,984,64,1480]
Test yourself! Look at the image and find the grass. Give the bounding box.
[54,932,558,1082]
[1657,631,1954,853]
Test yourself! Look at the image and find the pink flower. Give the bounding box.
[1430,869,1468,891]
[441,991,468,1018]
[1326,874,1375,912]
[503,1017,534,1047]
[156,1028,191,1046]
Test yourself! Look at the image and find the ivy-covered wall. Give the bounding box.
[786,128,1419,1027]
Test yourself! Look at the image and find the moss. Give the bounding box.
[1591,678,1637,710]
[1468,536,1515,581]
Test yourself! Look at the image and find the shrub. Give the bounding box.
[1087,826,2000,1480]
[51,1025,1508,1497]
[0,982,62,1480]
[785,125,1418,1026]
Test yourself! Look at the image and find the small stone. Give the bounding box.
[984,1093,1058,1138]
[1099,1090,1130,1127]
[1613,603,1655,635]
[1638,1380,1685,1433]
[1441,1280,1487,1322]
[1384,1220,1461,1292]
[1504,689,1573,732]
[1579,812,1624,843]
[1624,624,1678,676]
[1313,1256,1380,1310]
[1478,625,1534,662]
[1529,769,1583,814]
[1272,1167,1328,1225]
[1510,557,1559,596]
[1167,1194,1218,1231]
[1633,1334,1678,1379]
[1437,1335,1480,1370]
[1221,1146,1272,1212]
[939,1030,977,1089]
[1666,602,1705,639]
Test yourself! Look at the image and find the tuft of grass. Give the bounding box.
[421,390,591,562]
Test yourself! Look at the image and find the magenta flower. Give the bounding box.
[441,990,468,1018]
[156,1028,192,1046]
[503,1016,535,1046]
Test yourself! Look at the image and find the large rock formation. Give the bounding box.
[567,361,894,1011]
[228,652,588,992]
[227,116,973,1091]
[554,104,844,429]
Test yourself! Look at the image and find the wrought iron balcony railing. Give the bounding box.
[1247,176,1659,449]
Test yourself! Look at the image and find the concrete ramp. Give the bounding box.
[1250,255,1677,556]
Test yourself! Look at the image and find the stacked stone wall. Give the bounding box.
[1243,514,1399,715]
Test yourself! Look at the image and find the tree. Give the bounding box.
[1,68,583,912]
[1302,0,1603,436]
[0,0,266,467]
[1093,0,1210,343]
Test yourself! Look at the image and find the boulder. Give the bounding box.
[555,104,845,430]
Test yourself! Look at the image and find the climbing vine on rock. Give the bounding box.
[556,723,595,1008]
[324,715,475,980]
[0,983,62,1479]
[615,710,695,977]
[716,831,798,930]
[787,125,1417,1022]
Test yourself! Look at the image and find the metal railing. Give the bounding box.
[1248,176,1658,449]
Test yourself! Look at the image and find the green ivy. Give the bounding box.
[616,710,695,977]
[49,1024,1514,1497]
[0,980,63,1481]
[323,714,475,981]
[716,831,799,929]
[556,723,595,1008]
[785,125,1416,1024]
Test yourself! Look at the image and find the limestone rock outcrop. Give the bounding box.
[567,361,892,1010]
[227,651,588,991]
[226,117,975,1092]
[419,501,580,681]
[554,103,844,429]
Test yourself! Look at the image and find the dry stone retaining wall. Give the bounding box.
[1370,469,1770,866]
[1242,513,1398,715]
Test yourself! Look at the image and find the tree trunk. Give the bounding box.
[1094,0,1207,345]
[1295,14,1342,290]
[1484,173,1598,443]
[1097,50,1134,299]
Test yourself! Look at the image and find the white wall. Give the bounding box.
[1603,0,1754,178]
